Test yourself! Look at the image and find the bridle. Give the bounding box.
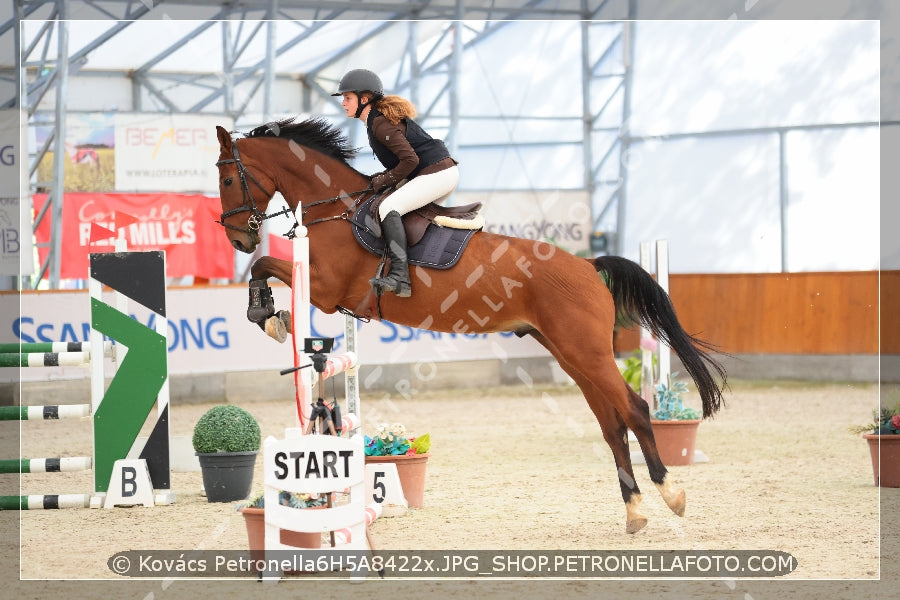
[215,135,374,241]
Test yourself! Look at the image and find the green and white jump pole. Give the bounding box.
[1,250,173,509]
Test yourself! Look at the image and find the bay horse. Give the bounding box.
[214,117,727,534]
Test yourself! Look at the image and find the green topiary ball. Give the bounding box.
[192,405,261,453]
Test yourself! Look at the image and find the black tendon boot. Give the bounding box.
[370,210,412,297]
[247,278,276,323]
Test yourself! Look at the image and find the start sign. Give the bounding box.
[263,428,364,496]
[273,449,354,480]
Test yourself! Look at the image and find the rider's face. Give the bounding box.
[341,92,358,118]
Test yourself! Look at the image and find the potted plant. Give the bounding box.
[850,401,900,487]
[650,376,702,466]
[364,423,431,508]
[193,405,261,502]
[237,491,328,561]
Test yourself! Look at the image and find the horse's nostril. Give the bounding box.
[232,239,244,252]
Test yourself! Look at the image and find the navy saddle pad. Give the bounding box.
[350,197,480,270]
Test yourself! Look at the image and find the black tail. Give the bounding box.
[593,256,728,419]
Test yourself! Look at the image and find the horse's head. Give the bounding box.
[214,125,278,253]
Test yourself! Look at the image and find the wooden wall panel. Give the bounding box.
[612,271,889,355]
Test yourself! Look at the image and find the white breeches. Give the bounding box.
[378,165,460,220]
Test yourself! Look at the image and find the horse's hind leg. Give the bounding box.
[592,397,650,533]
[531,333,648,533]
[624,386,686,517]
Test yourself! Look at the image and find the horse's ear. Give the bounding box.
[216,126,232,154]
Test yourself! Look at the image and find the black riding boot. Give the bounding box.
[247,278,276,324]
[370,210,412,298]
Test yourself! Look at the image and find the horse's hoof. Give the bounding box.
[265,315,287,343]
[626,517,648,534]
[670,489,686,517]
[277,310,292,334]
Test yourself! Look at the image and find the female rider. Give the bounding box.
[333,68,459,298]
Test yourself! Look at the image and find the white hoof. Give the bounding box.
[265,315,287,343]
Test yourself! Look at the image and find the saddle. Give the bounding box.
[350,195,484,270]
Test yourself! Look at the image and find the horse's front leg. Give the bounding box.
[247,256,294,342]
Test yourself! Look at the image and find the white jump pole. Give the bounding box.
[656,240,671,388]
[638,242,654,404]
[291,227,313,429]
[290,225,361,432]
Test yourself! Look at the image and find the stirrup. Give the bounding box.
[370,275,411,298]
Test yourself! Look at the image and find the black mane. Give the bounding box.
[245,117,359,164]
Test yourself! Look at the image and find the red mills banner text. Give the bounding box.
[33,193,233,279]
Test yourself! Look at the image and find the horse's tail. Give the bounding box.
[591,256,728,418]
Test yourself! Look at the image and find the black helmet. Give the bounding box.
[332,69,384,97]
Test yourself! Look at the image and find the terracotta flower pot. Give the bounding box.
[651,419,701,466]
[365,453,430,508]
[863,434,900,487]
[241,506,323,565]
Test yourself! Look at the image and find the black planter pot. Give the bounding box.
[196,451,259,502]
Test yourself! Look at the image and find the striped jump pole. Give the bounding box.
[0,457,92,473]
[0,341,113,354]
[0,494,92,510]
[318,352,359,380]
[1,351,91,368]
[0,404,91,421]
[0,250,173,510]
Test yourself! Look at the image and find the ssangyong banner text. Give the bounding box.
[5,284,546,383]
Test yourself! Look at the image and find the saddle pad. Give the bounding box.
[350,198,481,270]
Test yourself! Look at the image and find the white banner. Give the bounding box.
[4,284,546,383]
[114,113,231,193]
[462,190,591,257]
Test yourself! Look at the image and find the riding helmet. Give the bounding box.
[332,69,384,97]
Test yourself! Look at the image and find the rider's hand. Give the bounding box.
[370,171,395,192]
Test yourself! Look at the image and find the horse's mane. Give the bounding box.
[245,117,359,165]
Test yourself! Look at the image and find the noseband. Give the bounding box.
[215,140,299,239]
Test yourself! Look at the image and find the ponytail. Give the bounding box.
[374,95,417,125]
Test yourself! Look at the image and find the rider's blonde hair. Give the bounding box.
[373,95,417,125]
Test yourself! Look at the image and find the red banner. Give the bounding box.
[33,192,234,280]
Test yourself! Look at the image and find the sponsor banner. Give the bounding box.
[462,190,591,257]
[4,284,545,382]
[115,113,229,193]
[32,192,233,280]
[33,112,115,192]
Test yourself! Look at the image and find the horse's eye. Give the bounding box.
[223,177,233,186]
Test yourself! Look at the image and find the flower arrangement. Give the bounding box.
[652,375,701,421]
[849,402,900,436]
[238,490,328,510]
[364,423,431,456]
